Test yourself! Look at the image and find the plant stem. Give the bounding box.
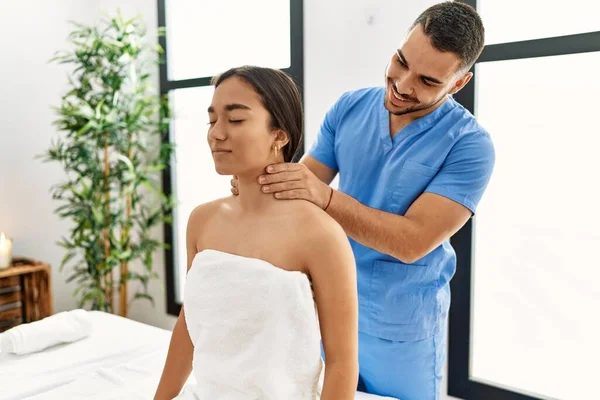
[103,132,114,312]
[119,146,133,317]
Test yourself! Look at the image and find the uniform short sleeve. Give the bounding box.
[307,94,349,171]
[425,131,495,214]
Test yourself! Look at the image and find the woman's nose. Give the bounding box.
[207,120,227,141]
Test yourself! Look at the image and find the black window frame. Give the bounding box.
[449,1,600,399]
[157,0,305,316]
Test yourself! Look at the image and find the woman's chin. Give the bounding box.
[214,166,233,176]
[212,160,267,177]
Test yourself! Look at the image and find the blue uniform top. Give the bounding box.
[308,87,495,341]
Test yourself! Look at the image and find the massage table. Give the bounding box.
[0,311,394,399]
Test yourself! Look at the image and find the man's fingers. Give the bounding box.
[265,162,303,174]
[262,181,304,193]
[258,171,301,185]
[273,189,307,200]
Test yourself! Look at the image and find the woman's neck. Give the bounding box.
[235,168,277,212]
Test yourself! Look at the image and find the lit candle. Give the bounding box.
[0,233,13,269]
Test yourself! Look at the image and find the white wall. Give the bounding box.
[0,0,176,330]
[0,0,459,397]
[0,0,101,317]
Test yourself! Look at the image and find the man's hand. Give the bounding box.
[258,163,332,209]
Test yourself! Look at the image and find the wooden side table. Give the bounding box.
[0,259,53,332]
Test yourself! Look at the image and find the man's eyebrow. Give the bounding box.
[396,49,444,85]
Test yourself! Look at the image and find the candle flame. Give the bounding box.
[0,233,5,244]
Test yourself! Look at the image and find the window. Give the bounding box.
[472,52,600,399]
[479,0,599,45]
[158,0,304,315]
[165,0,291,80]
[448,1,600,400]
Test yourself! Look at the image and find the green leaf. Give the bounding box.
[57,237,75,250]
[60,251,77,271]
[117,250,131,260]
[142,164,166,173]
[133,292,155,307]
[66,269,85,283]
[77,120,95,136]
[116,153,135,175]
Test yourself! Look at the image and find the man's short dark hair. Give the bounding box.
[410,1,485,72]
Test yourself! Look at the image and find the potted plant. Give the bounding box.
[41,11,174,316]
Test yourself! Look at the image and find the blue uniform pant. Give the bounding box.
[323,329,446,400]
[357,330,445,399]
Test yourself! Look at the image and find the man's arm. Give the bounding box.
[261,134,494,263]
[261,159,469,263]
[325,190,471,263]
[301,155,337,185]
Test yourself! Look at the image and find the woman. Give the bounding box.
[154,66,359,400]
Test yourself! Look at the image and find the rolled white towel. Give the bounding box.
[0,309,93,355]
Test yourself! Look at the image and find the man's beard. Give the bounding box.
[385,80,449,116]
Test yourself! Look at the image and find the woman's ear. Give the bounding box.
[273,129,289,150]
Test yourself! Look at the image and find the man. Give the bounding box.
[232,2,494,399]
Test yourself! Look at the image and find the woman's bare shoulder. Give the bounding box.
[286,201,350,256]
[289,202,356,293]
[187,196,232,228]
[298,201,343,233]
